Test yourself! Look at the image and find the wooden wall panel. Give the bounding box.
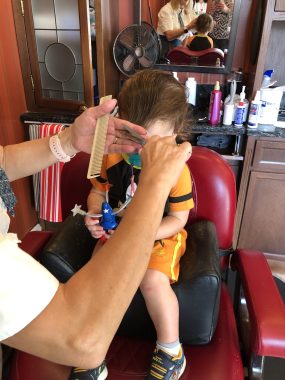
[0,0,37,238]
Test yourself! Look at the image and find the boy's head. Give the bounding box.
[196,13,214,34]
[118,69,189,137]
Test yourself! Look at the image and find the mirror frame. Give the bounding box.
[153,0,241,74]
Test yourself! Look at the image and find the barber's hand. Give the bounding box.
[186,18,197,31]
[214,1,230,13]
[140,136,192,191]
[60,99,147,156]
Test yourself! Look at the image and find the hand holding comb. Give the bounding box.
[87,96,146,179]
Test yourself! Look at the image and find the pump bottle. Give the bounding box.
[208,81,222,125]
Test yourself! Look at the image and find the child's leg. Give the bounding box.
[140,269,186,379]
[140,269,179,352]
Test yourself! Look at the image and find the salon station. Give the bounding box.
[1,1,285,380]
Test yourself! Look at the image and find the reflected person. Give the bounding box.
[157,0,197,59]
[192,0,208,16]
[207,0,234,51]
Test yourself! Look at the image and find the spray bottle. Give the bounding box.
[208,81,222,125]
[261,69,275,88]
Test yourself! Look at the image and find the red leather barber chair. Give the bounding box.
[167,46,224,66]
[8,148,285,380]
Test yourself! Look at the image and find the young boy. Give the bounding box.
[183,12,214,50]
[70,70,194,380]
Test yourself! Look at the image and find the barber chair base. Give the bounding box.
[9,285,243,380]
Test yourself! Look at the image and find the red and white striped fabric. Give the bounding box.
[39,124,65,222]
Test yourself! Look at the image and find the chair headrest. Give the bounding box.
[167,46,224,65]
[187,147,236,250]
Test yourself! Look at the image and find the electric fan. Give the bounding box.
[113,3,161,77]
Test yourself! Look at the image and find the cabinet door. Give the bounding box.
[13,0,93,111]
[275,0,285,11]
[238,171,285,255]
[253,140,285,173]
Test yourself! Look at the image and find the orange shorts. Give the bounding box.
[148,229,187,282]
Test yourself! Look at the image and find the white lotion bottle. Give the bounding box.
[223,103,234,125]
[185,77,197,106]
[247,90,261,129]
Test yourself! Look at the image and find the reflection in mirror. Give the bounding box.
[152,0,241,73]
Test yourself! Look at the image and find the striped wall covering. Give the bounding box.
[28,124,41,211]
[39,124,65,222]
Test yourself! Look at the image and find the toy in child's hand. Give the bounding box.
[100,201,118,231]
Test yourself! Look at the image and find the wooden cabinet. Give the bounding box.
[250,0,285,94]
[12,0,120,112]
[234,136,285,257]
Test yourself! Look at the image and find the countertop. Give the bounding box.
[21,112,285,138]
[192,123,285,138]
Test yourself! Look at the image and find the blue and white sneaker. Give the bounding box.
[69,361,108,380]
[145,345,186,379]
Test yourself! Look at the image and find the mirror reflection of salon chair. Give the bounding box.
[166,46,224,66]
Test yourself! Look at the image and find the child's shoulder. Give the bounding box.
[104,153,124,166]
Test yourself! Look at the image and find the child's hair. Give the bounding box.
[196,13,214,34]
[118,69,190,135]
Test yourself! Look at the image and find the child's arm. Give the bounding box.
[85,187,106,239]
[155,210,189,241]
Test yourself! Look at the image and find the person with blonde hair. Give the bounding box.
[157,0,197,58]
[192,0,208,16]
[0,101,191,380]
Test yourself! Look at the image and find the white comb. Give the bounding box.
[87,95,112,179]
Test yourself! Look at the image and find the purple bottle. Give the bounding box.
[208,81,222,125]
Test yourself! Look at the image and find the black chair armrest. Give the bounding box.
[40,214,96,283]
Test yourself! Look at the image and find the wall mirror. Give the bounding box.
[139,0,242,74]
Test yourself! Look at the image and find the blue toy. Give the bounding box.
[100,201,118,231]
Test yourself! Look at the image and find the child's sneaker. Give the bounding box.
[69,362,108,380]
[145,345,186,379]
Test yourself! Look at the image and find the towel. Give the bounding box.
[28,124,41,211]
[39,124,65,222]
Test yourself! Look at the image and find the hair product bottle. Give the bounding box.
[185,77,197,106]
[208,81,222,125]
[247,90,261,129]
[234,100,245,127]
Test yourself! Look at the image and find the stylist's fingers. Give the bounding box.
[70,99,118,153]
[84,99,118,120]
[140,136,192,189]
[106,117,147,154]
